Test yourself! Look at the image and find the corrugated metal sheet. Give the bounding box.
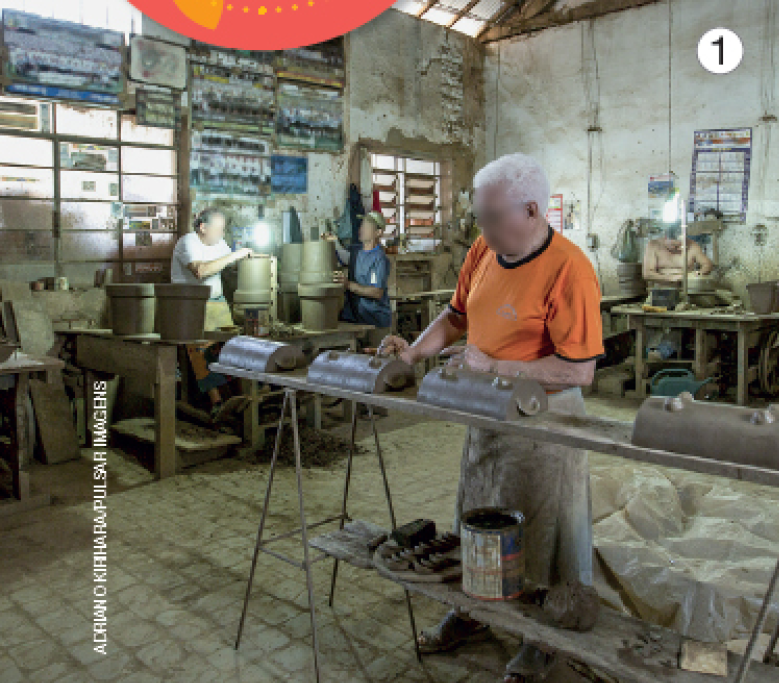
[422,6,459,24]
[469,0,504,20]
[393,0,425,14]
[451,16,486,35]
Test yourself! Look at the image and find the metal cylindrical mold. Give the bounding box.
[154,284,210,342]
[106,283,156,336]
[279,243,303,288]
[461,508,525,601]
[299,240,337,286]
[298,283,343,331]
[234,256,273,307]
[632,396,779,470]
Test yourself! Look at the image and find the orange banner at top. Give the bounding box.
[130,0,396,50]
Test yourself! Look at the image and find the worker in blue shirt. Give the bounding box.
[324,210,392,347]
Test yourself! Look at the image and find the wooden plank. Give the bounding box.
[209,363,779,488]
[76,334,158,385]
[11,300,55,357]
[29,379,80,465]
[481,0,662,42]
[310,522,779,683]
[154,345,177,480]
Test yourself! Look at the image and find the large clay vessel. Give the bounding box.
[154,284,210,342]
[106,284,155,336]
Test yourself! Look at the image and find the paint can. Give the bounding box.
[461,507,525,601]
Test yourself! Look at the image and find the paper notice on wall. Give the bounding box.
[547,193,563,232]
[690,128,752,222]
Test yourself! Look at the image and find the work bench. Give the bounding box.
[0,353,63,515]
[211,360,779,683]
[67,323,375,478]
[614,305,779,405]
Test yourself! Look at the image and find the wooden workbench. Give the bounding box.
[0,353,63,514]
[614,305,779,405]
[310,521,778,683]
[71,325,375,474]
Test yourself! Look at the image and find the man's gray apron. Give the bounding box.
[453,387,593,589]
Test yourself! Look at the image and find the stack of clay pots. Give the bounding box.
[233,255,273,324]
[298,239,343,331]
[617,262,646,297]
[277,243,303,323]
[106,283,211,342]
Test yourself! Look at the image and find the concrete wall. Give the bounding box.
[191,9,485,250]
[482,0,779,298]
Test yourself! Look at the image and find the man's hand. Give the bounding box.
[333,270,349,290]
[322,233,337,242]
[440,344,495,373]
[237,248,253,260]
[377,335,417,365]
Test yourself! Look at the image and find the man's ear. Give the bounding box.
[526,201,539,219]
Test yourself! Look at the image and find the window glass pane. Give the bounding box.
[60,231,120,261]
[0,135,53,167]
[0,166,54,197]
[122,147,176,175]
[60,170,120,200]
[56,105,118,139]
[372,155,397,171]
[0,199,53,229]
[121,117,175,146]
[61,202,119,230]
[123,175,176,203]
[0,230,54,262]
[122,204,177,231]
[406,159,436,175]
[59,143,118,172]
[0,98,52,133]
[122,231,177,260]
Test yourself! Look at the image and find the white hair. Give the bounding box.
[473,153,550,217]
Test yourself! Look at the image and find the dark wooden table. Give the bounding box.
[0,353,63,515]
[614,305,779,405]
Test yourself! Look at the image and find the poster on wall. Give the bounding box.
[129,36,187,90]
[190,45,275,134]
[276,82,343,152]
[689,128,752,223]
[136,89,182,129]
[1,10,125,106]
[274,37,345,88]
[190,151,271,198]
[546,194,563,232]
[271,155,308,194]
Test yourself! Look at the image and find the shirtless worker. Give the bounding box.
[380,153,604,683]
[643,224,714,286]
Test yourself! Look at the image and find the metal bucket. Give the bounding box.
[461,507,525,601]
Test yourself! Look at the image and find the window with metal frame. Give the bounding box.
[370,153,442,252]
[0,96,179,280]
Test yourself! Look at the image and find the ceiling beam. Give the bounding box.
[480,0,661,43]
[417,0,442,17]
[474,0,526,40]
[446,0,482,29]
[515,0,557,21]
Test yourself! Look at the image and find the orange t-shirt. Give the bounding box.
[450,227,604,363]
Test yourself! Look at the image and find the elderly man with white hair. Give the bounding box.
[381,153,603,683]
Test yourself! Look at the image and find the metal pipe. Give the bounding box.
[681,195,689,304]
[733,558,779,683]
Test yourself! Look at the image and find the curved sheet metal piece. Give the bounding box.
[417,367,548,420]
[632,394,779,470]
[218,336,307,373]
[306,351,416,394]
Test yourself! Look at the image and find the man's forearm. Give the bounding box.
[406,309,466,364]
[348,282,384,300]
[195,252,240,279]
[493,355,595,390]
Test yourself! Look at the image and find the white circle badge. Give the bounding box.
[698,28,744,74]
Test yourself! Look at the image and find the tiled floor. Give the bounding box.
[0,398,633,682]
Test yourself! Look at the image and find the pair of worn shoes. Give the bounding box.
[417,610,556,683]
